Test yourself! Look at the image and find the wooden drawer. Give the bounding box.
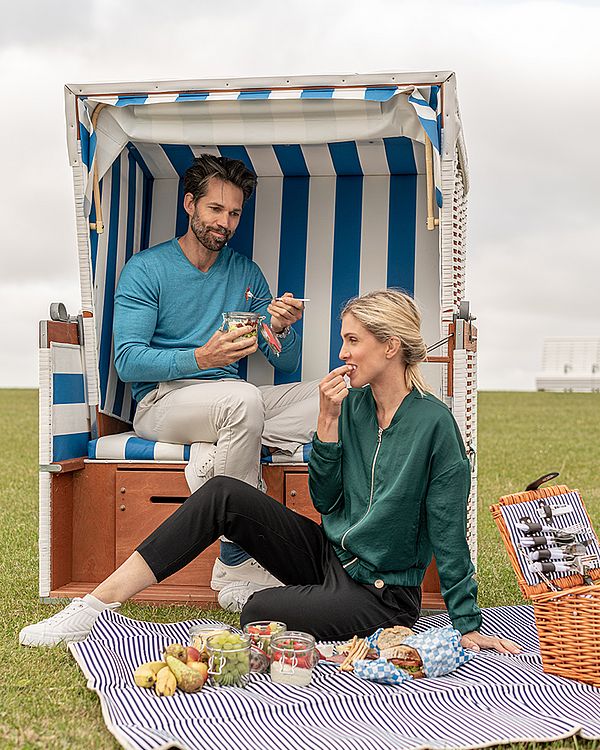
[115,469,219,588]
[284,473,321,524]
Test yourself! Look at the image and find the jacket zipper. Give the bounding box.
[340,426,383,552]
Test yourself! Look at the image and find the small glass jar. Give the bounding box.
[270,631,317,687]
[222,311,264,338]
[243,621,287,657]
[188,624,232,662]
[206,632,251,688]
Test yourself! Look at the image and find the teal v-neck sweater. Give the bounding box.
[113,239,301,402]
[308,387,482,634]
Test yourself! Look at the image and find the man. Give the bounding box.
[112,154,319,610]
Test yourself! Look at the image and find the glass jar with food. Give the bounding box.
[222,311,264,338]
[188,624,233,662]
[206,632,251,688]
[270,631,317,687]
[243,621,287,673]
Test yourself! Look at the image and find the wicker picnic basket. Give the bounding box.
[491,483,600,687]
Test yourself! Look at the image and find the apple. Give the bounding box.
[186,646,201,663]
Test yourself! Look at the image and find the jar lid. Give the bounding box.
[206,632,251,653]
[224,311,263,319]
[243,621,286,634]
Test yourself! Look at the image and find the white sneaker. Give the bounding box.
[210,557,282,591]
[218,581,267,613]
[19,597,120,647]
[185,442,217,493]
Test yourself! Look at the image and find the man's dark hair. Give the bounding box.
[183,154,257,204]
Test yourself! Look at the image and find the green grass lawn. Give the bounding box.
[1,389,599,749]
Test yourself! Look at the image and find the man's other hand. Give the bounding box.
[268,293,304,333]
[194,326,258,370]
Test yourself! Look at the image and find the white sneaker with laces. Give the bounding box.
[217,581,266,613]
[185,442,217,493]
[19,596,120,647]
[210,557,282,591]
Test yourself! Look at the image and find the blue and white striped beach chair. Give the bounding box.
[39,70,477,606]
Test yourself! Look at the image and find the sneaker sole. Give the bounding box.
[19,631,90,647]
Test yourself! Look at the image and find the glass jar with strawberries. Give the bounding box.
[270,631,318,686]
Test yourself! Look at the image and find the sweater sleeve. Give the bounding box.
[248,265,301,374]
[113,258,200,384]
[308,435,344,515]
[425,458,482,634]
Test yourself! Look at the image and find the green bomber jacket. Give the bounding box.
[308,386,482,635]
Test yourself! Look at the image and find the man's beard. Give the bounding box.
[191,213,231,252]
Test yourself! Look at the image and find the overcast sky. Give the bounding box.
[0,0,598,391]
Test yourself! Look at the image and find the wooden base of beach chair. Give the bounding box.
[45,460,445,609]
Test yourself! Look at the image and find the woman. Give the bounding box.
[20,290,519,654]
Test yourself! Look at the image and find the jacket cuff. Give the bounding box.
[311,435,342,459]
[451,611,483,636]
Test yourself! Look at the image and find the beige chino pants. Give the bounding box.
[133,379,320,492]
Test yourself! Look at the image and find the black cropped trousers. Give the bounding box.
[137,476,421,641]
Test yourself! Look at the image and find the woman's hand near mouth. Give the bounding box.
[316,365,353,442]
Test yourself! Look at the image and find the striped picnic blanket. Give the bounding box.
[70,605,600,750]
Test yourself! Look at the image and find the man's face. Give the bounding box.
[187,178,244,252]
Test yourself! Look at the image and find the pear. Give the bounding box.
[165,655,204,692]
[187,660,209,685]
[163,643,187,663]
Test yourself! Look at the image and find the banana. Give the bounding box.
[133,661,167,688]
[155,666,177,697]
[134,665,158,688]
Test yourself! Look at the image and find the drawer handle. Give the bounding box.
[290,490,297,498]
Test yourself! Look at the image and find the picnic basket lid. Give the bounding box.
[490,483,600,598]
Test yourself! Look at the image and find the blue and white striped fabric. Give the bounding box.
[500,491,600,587]
[48,343,91,461]
[88,432,311,464]
[88,432,190,462]
[69,606,600,750]
[88,137,441,422]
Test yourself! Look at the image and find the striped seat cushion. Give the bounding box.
[88,432,311,464]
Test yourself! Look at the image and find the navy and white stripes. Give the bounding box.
[70,605,600,750]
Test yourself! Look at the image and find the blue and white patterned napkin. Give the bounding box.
[354,626,473,684]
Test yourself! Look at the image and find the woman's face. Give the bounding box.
[339,313,390,388]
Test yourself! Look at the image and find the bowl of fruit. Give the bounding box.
[270,631,318,687]
[206,632,251,688]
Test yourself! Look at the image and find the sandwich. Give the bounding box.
[385,644,425,679]
[377,625,415,656]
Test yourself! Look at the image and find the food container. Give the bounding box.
[270,631,317,686]
[222,311,264,337]
[189,624,232,662]
[243,621,287,655]
[243,621,287,674]
[206,632,251,688]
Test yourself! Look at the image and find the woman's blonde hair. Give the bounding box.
[341,289,431,394]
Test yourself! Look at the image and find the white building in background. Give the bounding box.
[536,338,600,392]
